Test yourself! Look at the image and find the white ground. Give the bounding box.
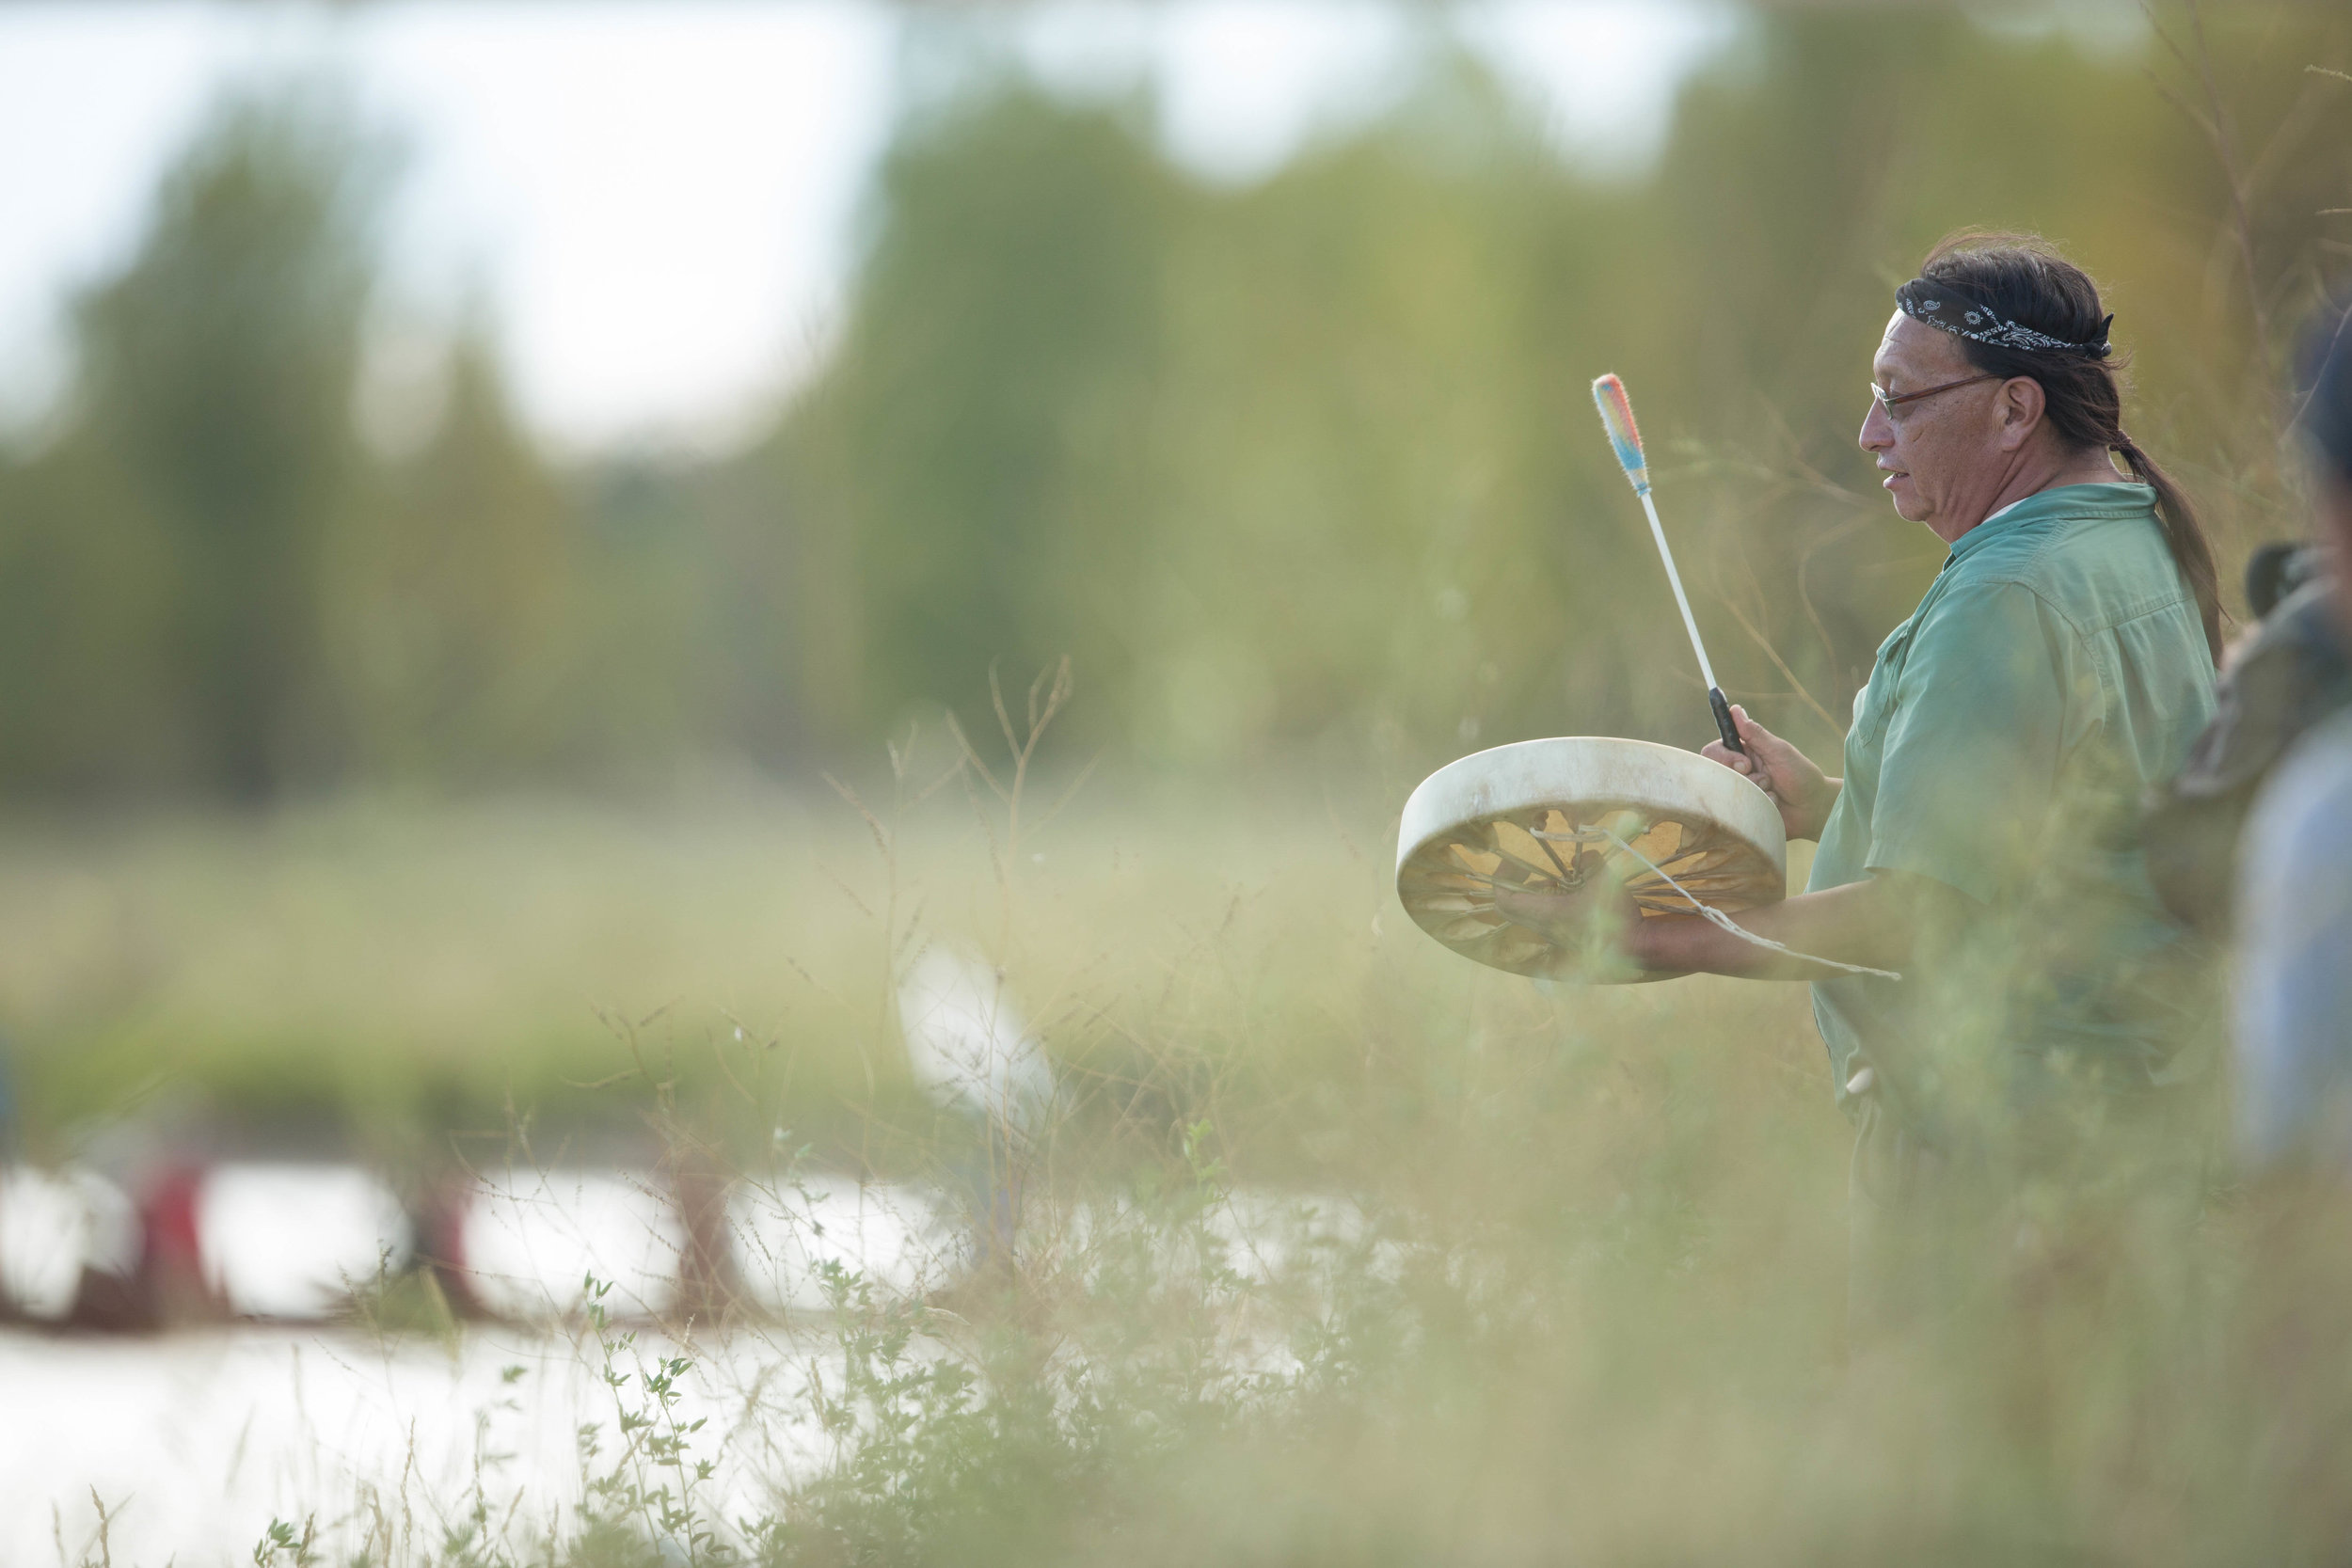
[1,1178,1371,1564]
[2,1322,847,1567]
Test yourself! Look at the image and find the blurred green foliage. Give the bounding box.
[0,89,382,798]
[2,8,2348,801]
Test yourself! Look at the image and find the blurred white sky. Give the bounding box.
[0,1,1740,456]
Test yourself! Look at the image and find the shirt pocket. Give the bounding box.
[1850,619,1918,750]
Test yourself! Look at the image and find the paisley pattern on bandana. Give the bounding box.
[1895,278,2113,358]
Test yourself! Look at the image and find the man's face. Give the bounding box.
[1859,312,2008,537]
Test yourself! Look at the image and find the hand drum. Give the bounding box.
[1395,736,1787,980]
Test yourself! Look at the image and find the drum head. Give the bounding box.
[1395,736,1787,981]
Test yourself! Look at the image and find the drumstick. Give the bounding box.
[1590,374,1745,755]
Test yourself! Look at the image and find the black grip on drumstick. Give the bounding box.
[1708,688,1745,755]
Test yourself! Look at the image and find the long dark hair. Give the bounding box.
[1915,231,2223,661]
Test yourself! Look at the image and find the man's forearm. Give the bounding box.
[1625,873,1912,979]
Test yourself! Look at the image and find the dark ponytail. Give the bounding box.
[2108,432,2221,659]
[1914,231,2223,662]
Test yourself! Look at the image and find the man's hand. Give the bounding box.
[1490,847,1649,974]
[1700,704,1839,842]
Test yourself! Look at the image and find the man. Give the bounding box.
[1505,234,2220,1328]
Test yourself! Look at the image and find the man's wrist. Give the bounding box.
[1799,777,1842,840]
[1624,911,1694,972]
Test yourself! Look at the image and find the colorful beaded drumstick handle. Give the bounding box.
[1590,373,1744,756]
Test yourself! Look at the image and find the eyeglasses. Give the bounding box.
[1868,372,2003,417]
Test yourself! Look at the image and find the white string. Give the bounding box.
[1533,824,1904,982]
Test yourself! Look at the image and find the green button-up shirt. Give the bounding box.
[1807,483,2217,1122]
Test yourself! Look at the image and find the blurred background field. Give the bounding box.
[0,777,1476,1164]
[3,3,2352,1560]
[0,758,1830,1174]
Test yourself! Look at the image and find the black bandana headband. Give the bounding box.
[1895,278,2113,359]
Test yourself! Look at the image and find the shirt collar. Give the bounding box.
[1946,481,2155,562]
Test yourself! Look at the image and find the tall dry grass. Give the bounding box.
[20,679,2299,1567]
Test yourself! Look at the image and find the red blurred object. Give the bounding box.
[137,1163,214,1323]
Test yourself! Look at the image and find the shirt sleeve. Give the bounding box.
[1865,580,2080,906]
[2234,727,2352,1170]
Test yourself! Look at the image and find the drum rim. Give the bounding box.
[1394,735,1786,880]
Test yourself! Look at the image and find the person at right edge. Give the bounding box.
[2217,304,2352,1553]
[2236,307,2352,1171]
[1509,233,2224,1337]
